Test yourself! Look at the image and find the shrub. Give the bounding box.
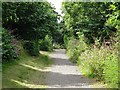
[23,40,39,56]
[78,48,106,79]
[103,51,118,88]
[2,28,18,61]
[67,38,79,63]
[77,47,119,88]
[39,35,53,51]
[66,36,88,63]
[63,35,69,48]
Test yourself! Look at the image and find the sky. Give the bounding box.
[47,0,63,15]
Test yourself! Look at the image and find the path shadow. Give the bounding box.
[2,60,103,89]
[46,71,97,88]
[50,58,75,66]
[46,49,100,88]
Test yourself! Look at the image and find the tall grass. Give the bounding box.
[77,47,118,88]
[65,36,119,88]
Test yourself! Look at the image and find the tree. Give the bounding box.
[62,2,119,44]
[2,2,59,55]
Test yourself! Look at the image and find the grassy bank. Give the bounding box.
[2,47,53,88]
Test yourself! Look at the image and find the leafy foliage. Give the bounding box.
[62,2,120,88]
[2,2,59,56]
[62,2,119,44]
[2,2,58,40]
[23,40,39,56]
[66,35,88,63]
[39,35,53,52]
[2,28,18,61]
[78,47,118,88]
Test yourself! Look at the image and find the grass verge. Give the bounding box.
[2,47,53,88]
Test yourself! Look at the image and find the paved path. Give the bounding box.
[45,49,99,88]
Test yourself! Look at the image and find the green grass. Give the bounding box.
[2,47,53,88]
[0,63,2,89]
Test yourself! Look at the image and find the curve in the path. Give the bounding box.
[45,49,97,88]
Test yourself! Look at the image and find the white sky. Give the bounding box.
[47,0,63,15]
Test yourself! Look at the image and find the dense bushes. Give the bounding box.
[66,36,88,63]
[23,40,39,56]
[78,47,119,88]
[103,50,118,88]
[24,35,53,54]
[2,28,18,61]
[62,2,119,88]
[2,2,59,57]
[66,37,79,63]
[65,36,119,87]
[65,35,120,86]
[64,30,120,88]
[65,34,119,88]
[78,48,107,79]
[39,35,53,52]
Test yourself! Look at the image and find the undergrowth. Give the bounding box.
[65,36,119,88]
[2,43,53,88]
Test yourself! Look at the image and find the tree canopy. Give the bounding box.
[62,2,120,44]
[2,2,59,40]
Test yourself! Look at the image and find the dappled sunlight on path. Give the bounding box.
[45,49,104,88]
[19,63,50,72]
[11,79,47,88]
